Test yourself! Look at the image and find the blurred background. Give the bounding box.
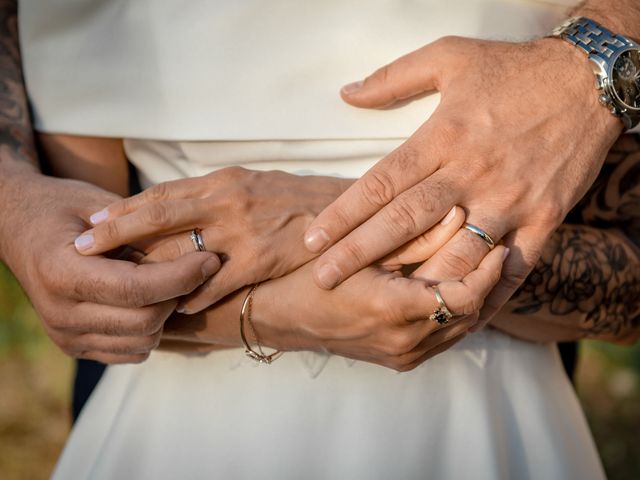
[1,261,639,480]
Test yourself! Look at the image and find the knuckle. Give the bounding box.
[388,332,416,356]
[147,181,171,201]
[145,203,173,228]
[439,249,477,279]
[336,240,370,272]
[361,170,397,208]
[388,143,421,173]
[384,198,420,238]
[137,313,163,336]
[119,276,151,308]
[461,292,484,316]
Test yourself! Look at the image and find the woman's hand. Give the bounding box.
[168,244,508,371]
[74,167,351,310]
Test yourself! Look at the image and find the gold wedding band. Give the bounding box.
[190,228,206,252]
[463,223,495,250]
[429,287,453,325]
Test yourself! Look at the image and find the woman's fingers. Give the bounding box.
[140,228,225,264]
[89,177,209,224]
[75,199,209,256]
[391,245,508,322]
[380,205,465,269]
[438,245,509,316]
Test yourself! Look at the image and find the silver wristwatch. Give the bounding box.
[551,17,640,130]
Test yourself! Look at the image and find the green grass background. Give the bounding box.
[0,262,638,479]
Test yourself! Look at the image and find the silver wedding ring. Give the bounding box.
[463,223,495,250]
[429,287,453,325]
[190,228,206,252]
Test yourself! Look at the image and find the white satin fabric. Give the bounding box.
[19,0,578,140]
[52,138,605,480]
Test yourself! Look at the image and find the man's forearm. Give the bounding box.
[0,0,40,260]
[574,1,640,38]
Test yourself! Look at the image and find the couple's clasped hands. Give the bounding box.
[67,31,623,368]
[75,168,507,370]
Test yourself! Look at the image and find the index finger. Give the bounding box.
[312,168,459,289]
[304,124,445,255]
[61,249,221,308]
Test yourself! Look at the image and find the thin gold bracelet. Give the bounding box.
[239,283,282,364]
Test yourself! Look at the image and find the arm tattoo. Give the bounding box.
[0,0,37,168]
[512,135,640,338]
[511,226,640,338]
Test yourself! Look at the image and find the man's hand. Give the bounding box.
[304,35,623,325]
[0,172,220,363]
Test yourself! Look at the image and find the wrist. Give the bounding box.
[533,36,623,139]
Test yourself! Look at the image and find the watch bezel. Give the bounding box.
[591,45,640,115]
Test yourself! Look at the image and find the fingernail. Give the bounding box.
[341,80,364,95]
[316,263,342,289]
[89,208,109,225]
[74,233,94,252]
[176,304,187,314]
[304,228,330,253]
[201,256,220,277]
[502,248,510,260]
[440,206,457,226]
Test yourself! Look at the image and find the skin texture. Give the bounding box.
[0,0,220,364]
[302,0,639,332]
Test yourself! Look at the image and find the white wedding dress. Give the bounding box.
[52,138,606,480]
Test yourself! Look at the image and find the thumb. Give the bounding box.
[340,40,446,109]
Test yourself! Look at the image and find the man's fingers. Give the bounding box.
[76,199,208,256]
[64,300,176,336]
[340,40,444,109]
[381,205,465,268]
[310,168,458,289]
[411,219,505,283]
[63,251,221,307]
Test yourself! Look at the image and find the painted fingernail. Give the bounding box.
[304,228,330,253]
[316,263,342,289]
[201,256,220,277]
[341,80,364,95]
[440,206,457,226]
[74,233,94,252]
[502,248,510,260]
[89,208,109,225]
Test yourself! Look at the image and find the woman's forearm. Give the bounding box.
[492,225,640,344]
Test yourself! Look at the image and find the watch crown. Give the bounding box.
[599,94,612,106]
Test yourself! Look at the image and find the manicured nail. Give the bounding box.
[89,208,109,225]
[440,206,457,226]
[304,228,330,253]
[316,263,342,289]
[502,247,510,260]
[74,233,94,252]
[341,80,364,95]
[201,256,220,277]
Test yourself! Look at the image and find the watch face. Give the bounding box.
[611,48,640,110]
